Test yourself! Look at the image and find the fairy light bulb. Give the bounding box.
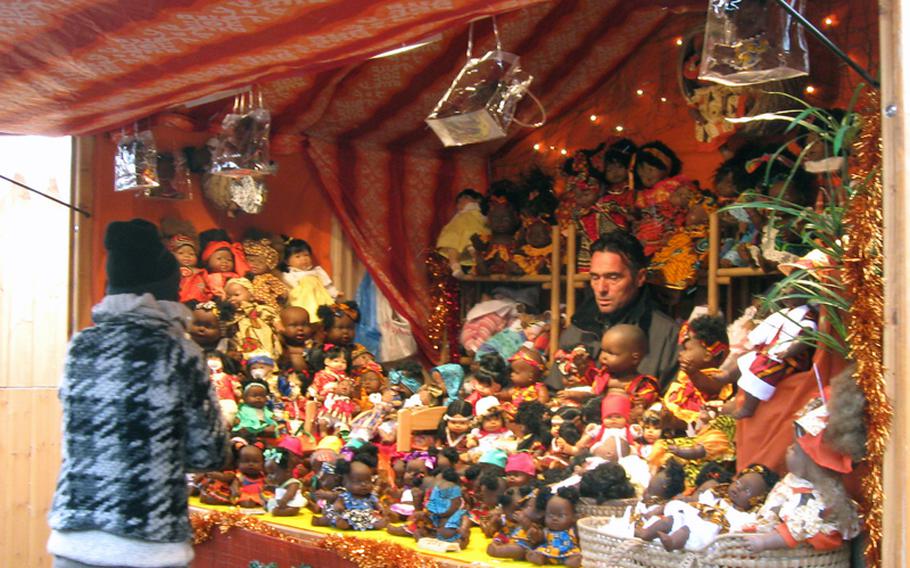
[660,97,667,102]
[549,145,555,151]
[636,89,644,96]
[675,37,683,46]
[560,148,568,156]
[805,85,817,94]
[615,125,624,133]
[533,143,541,151]
[590,114,598,122]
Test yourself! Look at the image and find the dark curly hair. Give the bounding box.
[662,458,687,498]
[741,463,781,491]
[579,462,636,503]
[515,401,552,450]
[687,315,729,352]
[473,353,509,388]
[694,462,735,488]
[316,301,362,328]
[309,343,351,372]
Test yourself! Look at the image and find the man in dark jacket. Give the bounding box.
[547,231,680,391]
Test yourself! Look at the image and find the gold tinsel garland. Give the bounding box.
[425,252,461,361]
[843,90,891,568]
[190,509,303,545]
[319,534,441,568]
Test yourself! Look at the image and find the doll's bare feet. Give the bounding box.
[565,554,582,567]
[525,550,546,565]
[486,542,527,559]
[636,517,673,541]
[658,527,689,551]
[459,525,471,549]
[733,393,760,420]
[387,524,411,537]
[373,517,388,529]
[336,518,352,530]
[312,515,332,527]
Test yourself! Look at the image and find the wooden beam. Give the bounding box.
[69,136,95,334]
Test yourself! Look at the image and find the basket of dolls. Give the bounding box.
[576,497,639,520]
[577,517,851,568]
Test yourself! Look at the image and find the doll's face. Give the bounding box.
[207,248,235,273]
[544,495,576,531]
[447,413,473,435]
[335,380,354,397]
[248,362,273,380]
[598,328,641,376]
[550,416,565,438]
[190,309,222,348]
[352,352,375,369]
[345,462,374,497]
[225,283,253,307]
[482,414,504,432]
[280,307,312,345]
[326,315,356,345]
[637,161,668,189]
[480,479,506,506]
[573,178,602,210]
[265,460,291,485]
[510,359,540,387]
[173,244,197,268]
[605,160,628,185]
[644,469,674,500]
[243,384,268,408]
[487,202,520,235]
[470,379,499,397]
[324,354,348,373]
[525,220,552,248]
[516,499,545,529]
[642,422,663,445]
[237,446,264,477]
[715,171,738,198]
[505,470,532,488]
[728,472,769,511]
[288,250,313,270]
[601,412,628,430]
[360,372,382,394]
[403,459,428,487]
[246,254,269,276]
[678,336,715,370]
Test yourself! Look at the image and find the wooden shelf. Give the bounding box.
[457,274,553,283]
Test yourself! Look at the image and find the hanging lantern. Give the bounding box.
[699,0,809,86]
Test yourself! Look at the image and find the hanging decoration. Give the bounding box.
[318,534,440,568]
[210,88,273,178]
[425,251,461,362]
[142,151,193,200]
[699,0,809,86]
[114,129,160,192]
[843,90,889,568]
[426,17,544,147]
[203,173,268,217]
[189,509,302,545]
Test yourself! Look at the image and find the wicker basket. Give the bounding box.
[577,517,851,568]
[577,498,639,519]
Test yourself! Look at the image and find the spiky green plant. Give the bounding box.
[722,86,868,358]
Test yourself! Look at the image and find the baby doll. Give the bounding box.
[312,448,387,531]
[648,191,718,292]
[430,363,465,407]
[308,344,351,401]
[199,229,250,300]
[436,188,489,277]
[513,400,551,457]
[471,182,524,276]
[504,453,538,488]
[635,404,664,460]
[464,353,509,411]
[578,461,637,506]
[631,141,696,256]
[282,237,339,322]
[207,351,242,427]
[522,487,582,567]
[648,403,736,489]
[161,217,209,303]
[318,302,363,355]
[466,472,509,535]
[242,236,289,311]
[197,439,247,506]
[308,453,343,514]
[224,277,283,360]
[601,138,637,203]
[231,442,267,510]
[560,146,606,271]
[350,386,402,444]
[638,464,780,552]
[719,298,817,419]
[435,400,474,456]
[319,377,360,434]
[484,485,534,543]
[487,486,547,559]
[387,360,428,407]
[505,348,550,407]
[553,345,598,398]
[465,399,516,462]
[565,394,633,456]
[592,324,660,419]
[245,351,280,398]
[662,316,733,429]
[386,453,435,522]
[264,447,306,516]
[417,468,471,547]
[277,306,315,370]
[352,361,385,411]
[541,419,582,470]
[233,381,279,441]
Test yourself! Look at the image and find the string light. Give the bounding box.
[589,114,598,122]
[823,14,838,27]
[549,145,555,150]
[636,89,644,96]
[805,85,817,94]
[533,143,541,151]
[615,125,624,132]
[660,97,667,102]
[675,37,683,46]
[560,148,568,155]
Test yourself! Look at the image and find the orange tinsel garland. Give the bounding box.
[190,509,303,545]
[318,534,441,568]
[843,90,891,568]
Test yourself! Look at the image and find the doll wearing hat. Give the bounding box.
[161,217,211,303]
[242,237,289,311]
[199,229,250,300]
[223,277,283,361]
[465,398,516,463]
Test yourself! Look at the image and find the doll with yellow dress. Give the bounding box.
[281,237,340,322]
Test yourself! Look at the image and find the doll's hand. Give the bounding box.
[526,525,545,547]
[745,532,787,553]
[465,437,478,449]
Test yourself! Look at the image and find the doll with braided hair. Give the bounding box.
[242,233,289,311]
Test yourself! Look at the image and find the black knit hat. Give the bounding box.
[104,219,180,301]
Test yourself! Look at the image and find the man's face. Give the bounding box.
[589,251,646,314]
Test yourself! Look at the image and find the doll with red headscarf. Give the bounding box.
[632,141,697,256]
[199,229,250,300]
[161,217,211,303]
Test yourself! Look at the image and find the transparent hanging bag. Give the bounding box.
[426,18,545,147]
[142,150,193,200]
[698,0,809,86]
[210,89,272,177]
[114,129,160,192]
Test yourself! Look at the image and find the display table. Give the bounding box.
[190,499,534,568]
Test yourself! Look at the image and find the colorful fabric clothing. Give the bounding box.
[236,472,266,506]
[323,491,383,531]
[250,273,289,312]
[310,368,349,398]
[435,203,489,264]
[199,472,234,505]
[283,266,338,322]
[178,267,211,303]
[737,305,817,401]
[204,271,242,300]
[592,371,660,406]
[426,484,467,541]
[634,175,694,256]
[228,302,282,360]
[648,415,737,487]
[522,528,581,561]
[576,190,634,271]
[266,478,306,512]
[756,473,860,550]
[233,404,277,435]
[662,368,733,424]
[510,382,544,407]
[648,226,709,290]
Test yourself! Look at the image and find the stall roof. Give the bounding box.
[0,0,701,147]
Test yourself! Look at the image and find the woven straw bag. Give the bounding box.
[577,498,640,519]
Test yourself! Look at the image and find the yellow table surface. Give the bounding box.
[190,497,535,567]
